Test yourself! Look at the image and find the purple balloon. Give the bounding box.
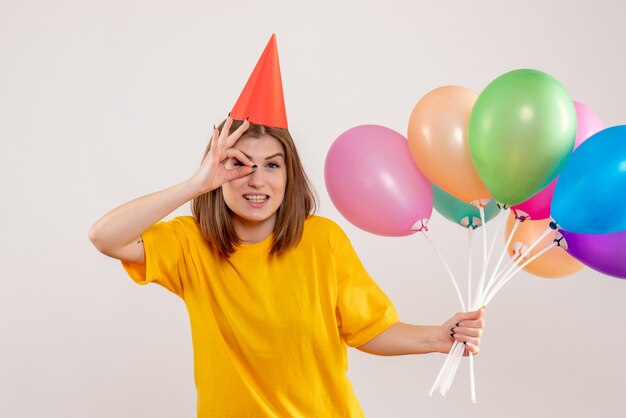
[560,230,626,279]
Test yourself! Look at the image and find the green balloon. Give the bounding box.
[468,69,576,205]
[433,185,500,228]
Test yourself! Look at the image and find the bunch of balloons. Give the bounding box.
[326,68,626,402]
[325,68,626,281]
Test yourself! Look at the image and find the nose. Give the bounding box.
[247,167,265,187]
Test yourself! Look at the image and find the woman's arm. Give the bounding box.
[88,181,203,263]
[88,117,252,263]
[357,308,485,356]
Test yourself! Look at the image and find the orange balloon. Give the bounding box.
[408,86,490,203]
[504,212,584,278]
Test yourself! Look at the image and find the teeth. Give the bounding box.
[244,194,268,203]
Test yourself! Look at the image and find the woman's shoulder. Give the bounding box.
[169,215,199,226]
[305,215,341,231]
[303,216,350,244]
[161,216,203,240]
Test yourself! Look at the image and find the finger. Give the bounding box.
[218,117,234,145]
[451,326,483,338]
[224,118,250,149]
[225,148,254,167]
[464,341,480,356]
[456,308,485,321]
[225,165,256,182]
[453,333,481,347]
[449,311,476,326]
[454,318,485,330]
[451,309,484,326]
[207,126,219,152]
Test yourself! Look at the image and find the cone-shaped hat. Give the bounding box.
[230,34,288,128]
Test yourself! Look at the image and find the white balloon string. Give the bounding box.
[467,227,476,403]
[479,252,522,306]
[481,207,487,275]
[481,225,553,306]
[441,343,465,395]
[472,210,505,309]
[440,344,462,395]
[471,207,489,312]
[429,341,458,396]
[421,231,466,312]
[478,216,519,307]
[467,228,473,310]
[429,216,555,399]
[484,241,557,306]
[481,228,552,305]
[469,352,476,403]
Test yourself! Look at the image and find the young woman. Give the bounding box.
[89,116,484,417]
[89,34,484,417]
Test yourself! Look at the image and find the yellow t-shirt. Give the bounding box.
[122,215,399,417]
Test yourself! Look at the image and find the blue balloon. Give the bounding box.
[551,125,626,234]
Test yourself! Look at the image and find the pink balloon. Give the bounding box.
[511,181,556,220]
[573,101,604,147]
[325,125,433,236]
[511,100,603,220]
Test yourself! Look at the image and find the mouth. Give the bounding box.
[243,194,269,203]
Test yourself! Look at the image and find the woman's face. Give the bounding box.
[222,135,287,235]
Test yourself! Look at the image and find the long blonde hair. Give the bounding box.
[192,120,317,258]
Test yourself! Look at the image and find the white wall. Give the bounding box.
[2,0,625,417]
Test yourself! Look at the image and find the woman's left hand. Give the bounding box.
[439,308,485,356]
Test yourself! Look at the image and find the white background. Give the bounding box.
[2,0,625,417]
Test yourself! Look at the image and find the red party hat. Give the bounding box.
[230,34,288,128]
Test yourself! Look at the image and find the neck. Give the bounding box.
[232,215,276,244]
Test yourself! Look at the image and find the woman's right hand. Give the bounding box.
[188,116,254,195]
[89,116,254,262]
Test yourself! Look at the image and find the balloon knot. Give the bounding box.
[471,199,489,209]
[511,208,530,222]
[549,221,558,230]
[411,219,429,232]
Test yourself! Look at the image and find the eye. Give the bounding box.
[231,159,245,167]
[266,162,280,169]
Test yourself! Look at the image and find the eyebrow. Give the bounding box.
[241,152,285,161]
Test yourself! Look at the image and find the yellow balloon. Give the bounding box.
[504,213,584,278]
[408,86,490,203]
